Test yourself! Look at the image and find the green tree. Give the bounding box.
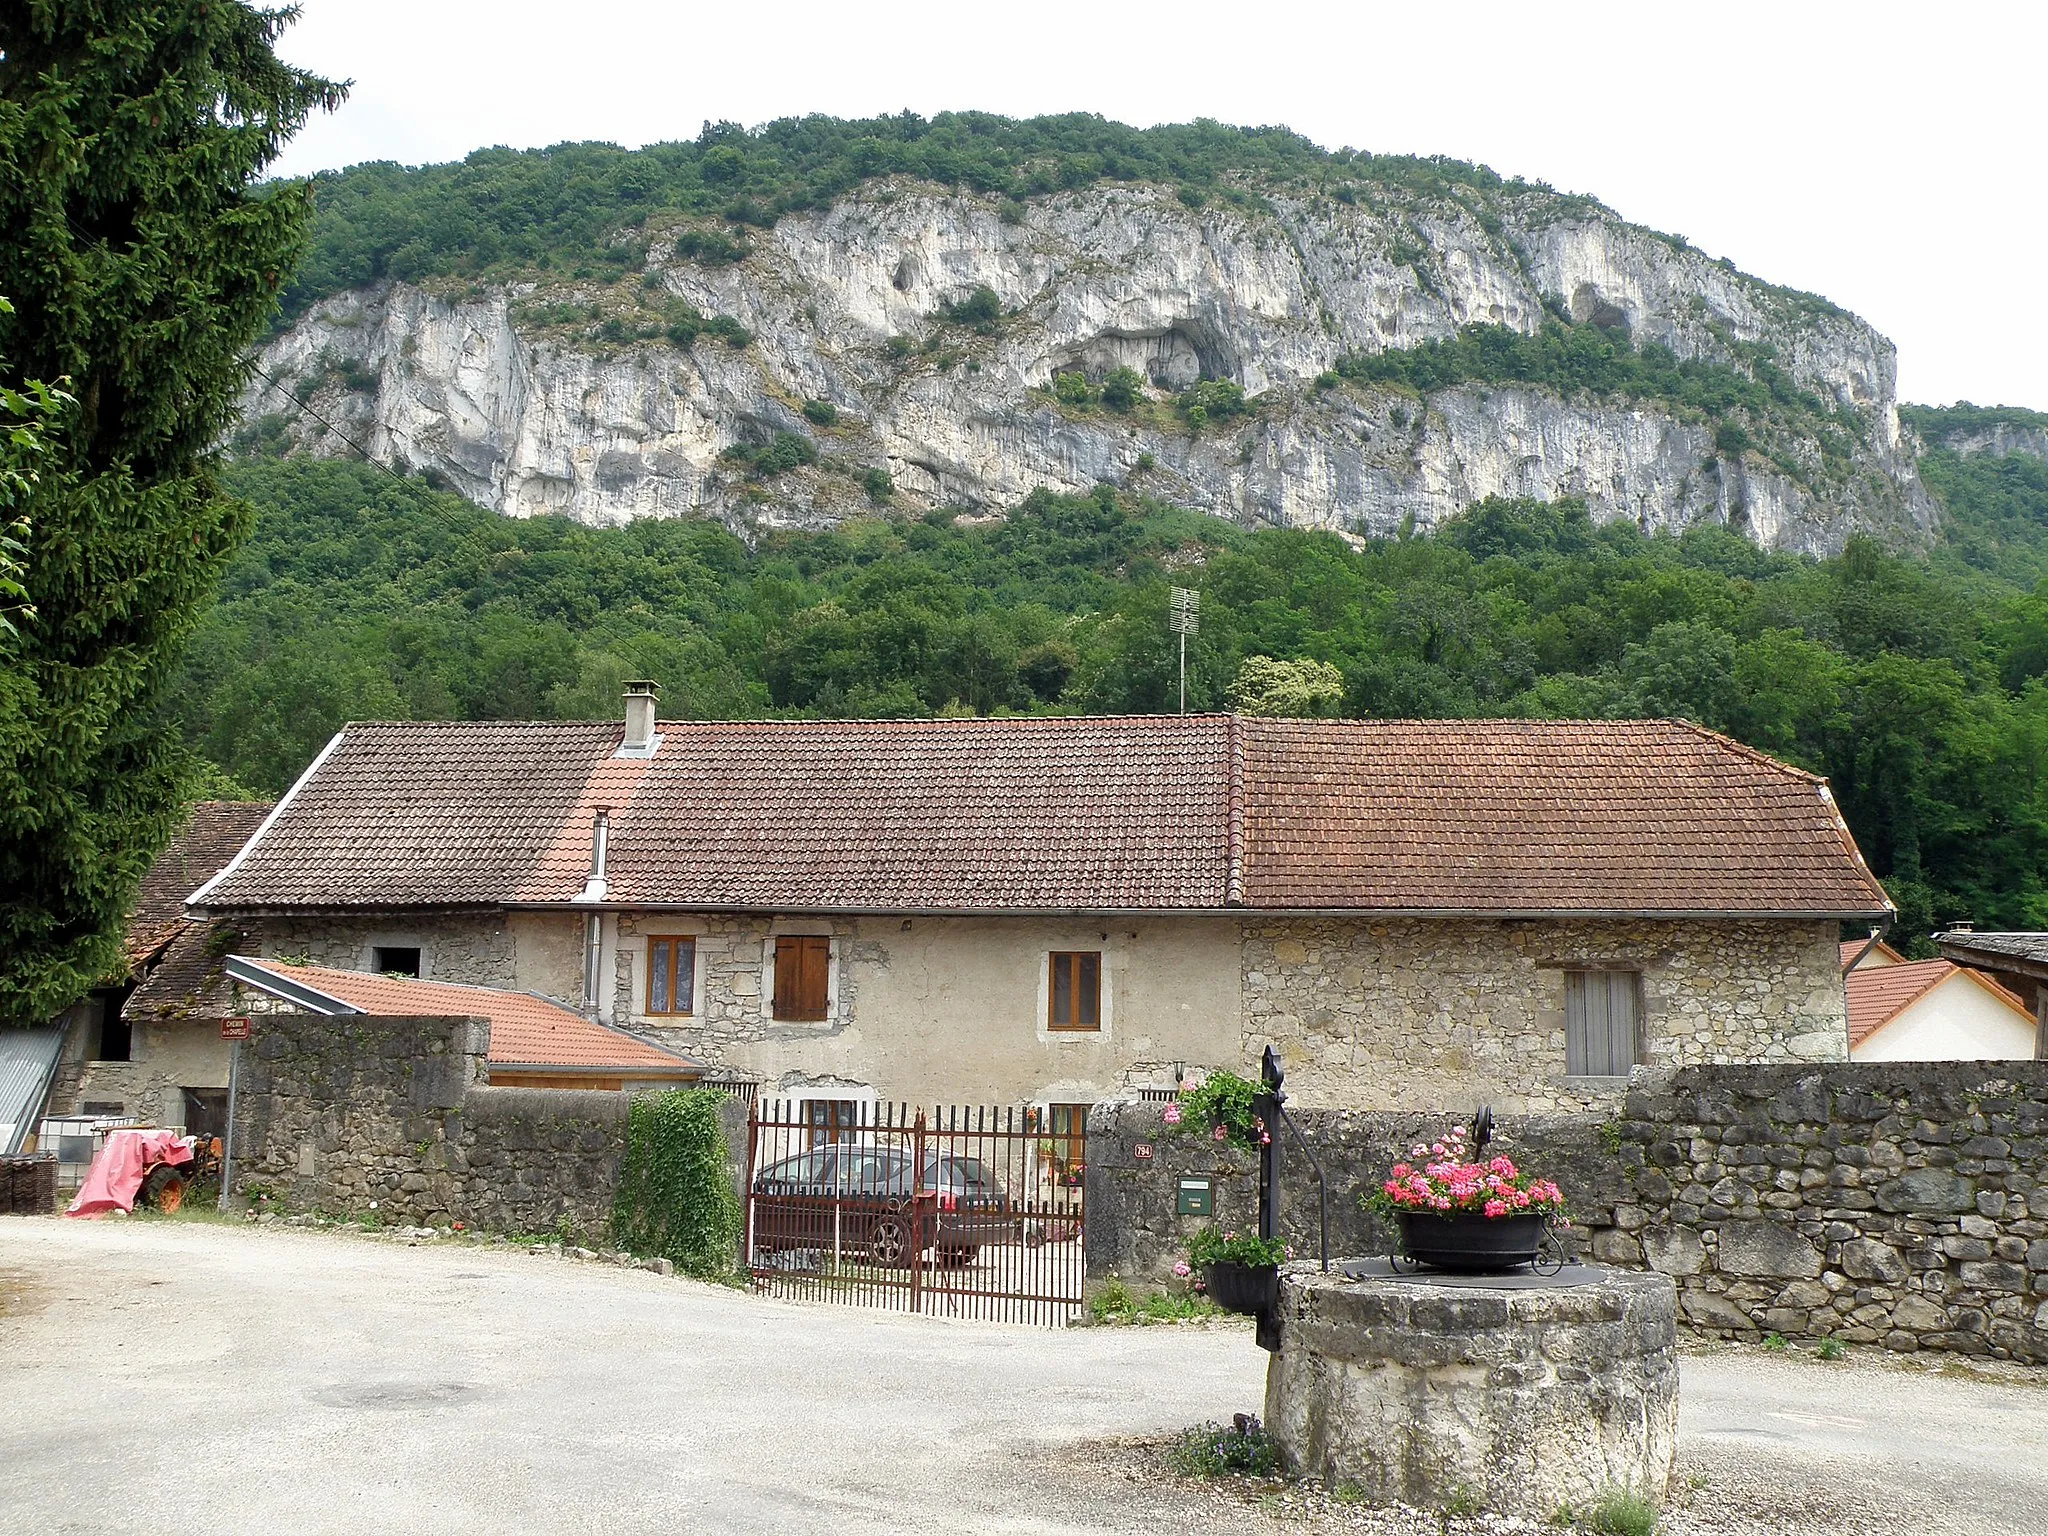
[0,4,342,1023]
[1226,655,1345,716]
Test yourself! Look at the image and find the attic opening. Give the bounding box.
[373,946,422,978]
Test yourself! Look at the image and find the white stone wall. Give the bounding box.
[1242,917,1848,1112]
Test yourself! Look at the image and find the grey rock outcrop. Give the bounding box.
[241,182,1934,552]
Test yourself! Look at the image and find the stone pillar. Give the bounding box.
[1265,1265,1678,1519]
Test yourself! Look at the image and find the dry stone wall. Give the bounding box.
[1086,1062,2048,1364]
[230,1012,748,1244]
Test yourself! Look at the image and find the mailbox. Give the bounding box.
[1176,1177,1213,1216]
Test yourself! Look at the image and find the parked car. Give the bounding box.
[750,1145,1012,1266]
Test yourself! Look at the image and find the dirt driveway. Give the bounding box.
[3,1219,2043,1536]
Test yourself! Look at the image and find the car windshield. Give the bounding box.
[925,1156,991,1188]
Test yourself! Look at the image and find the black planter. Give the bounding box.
[1397,1210,1547,1273]
[1204,1259,1280,1317]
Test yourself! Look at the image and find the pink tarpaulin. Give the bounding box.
[65,1128,195,1218]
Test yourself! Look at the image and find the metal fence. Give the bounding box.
[743,1101,1085,1326]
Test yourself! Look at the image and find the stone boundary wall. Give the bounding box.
[1086,1062,2048,1363]
[232,1013,748,1244]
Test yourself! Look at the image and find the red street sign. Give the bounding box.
[221,1017,251,1041]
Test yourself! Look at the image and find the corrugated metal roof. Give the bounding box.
[0,1028,65,1154]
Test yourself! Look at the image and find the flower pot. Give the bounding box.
[1203,1259,1280,1317]
[1397,1210,1547,1273]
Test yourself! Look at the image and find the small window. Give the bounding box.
[95,1017,133,1062]
[774,936,830,1022]
[372,946,422,978]
[1048,952,1102,1031]
[646,936,696,1015]
[1566,969,1642,1076]
[804,1098,860,1145]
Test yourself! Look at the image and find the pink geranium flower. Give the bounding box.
[1161,1104,1183,1125]
[1365,1121,1568,1225]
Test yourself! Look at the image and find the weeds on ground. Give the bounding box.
[1583,1487,1659,1536]
[1165,1413,1282,1479]
[1762,1332,1789,1351]
[1816,1337,1849,1362]
[1085,1277,1221,1325]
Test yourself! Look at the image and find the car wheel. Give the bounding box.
[867,1215,909,1267]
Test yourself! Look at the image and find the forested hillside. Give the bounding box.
[183,452,2048,946]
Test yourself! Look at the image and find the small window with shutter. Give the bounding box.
[1566,969,1642,1077]
[773,935,831,1022]
[646,936,695,1015]
[1048,952,1102,1031]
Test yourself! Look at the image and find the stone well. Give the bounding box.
[1264,1261,1678,1518]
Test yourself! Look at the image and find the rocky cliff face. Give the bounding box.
[242,183,1932,553]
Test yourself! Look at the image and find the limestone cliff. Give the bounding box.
[241,182,1933,553]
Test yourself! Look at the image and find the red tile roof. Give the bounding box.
[1237,718,1887,914]
[1840,938,1906,971]
[230,959,701,1076]
[194,715,1892,919]
[1846,959,2033,1047]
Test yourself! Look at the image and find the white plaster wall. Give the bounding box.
[1852,977,2038,1061]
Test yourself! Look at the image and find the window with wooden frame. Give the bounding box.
[1047,951,1102,1031]
[1565,969,1643,1076]
[804,1097,860,1146]
[645,936,695,1016]
[773,935,831,1021]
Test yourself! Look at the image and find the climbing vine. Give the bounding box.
[612,1089,742,1277]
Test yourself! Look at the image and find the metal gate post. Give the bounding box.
[909,1108,927,1314]
[742,1102,761,1273]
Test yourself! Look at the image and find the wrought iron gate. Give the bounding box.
[744,1101,1085,1326]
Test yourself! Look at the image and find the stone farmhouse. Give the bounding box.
[183,693,1891,1130]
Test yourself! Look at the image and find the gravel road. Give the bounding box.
[2,1219,2042,1536]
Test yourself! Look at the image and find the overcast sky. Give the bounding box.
[269,1,2043,409]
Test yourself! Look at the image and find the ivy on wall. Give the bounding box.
[612,1088,743,1277]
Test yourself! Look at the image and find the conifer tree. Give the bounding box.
[0,4,342,1022]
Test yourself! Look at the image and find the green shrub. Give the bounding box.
[1176,1068,1263,1147]
[1165,1415,1281,1478]
[673,228,750,266]
[611,1088,742,1277]
[859,466,894,503]
[1053,371,1096,407]
[1817,1336,1848,1361]
[722,432,817,477]
[1715,420,1752,456]
[1100,366,1144,411]
[939,284,1003,334]
[802,398,838,426]
[1178,378,1248,422]
[1585,1488,1659,1536]
[885,334,916,359]
[1086,1279,1222,1325]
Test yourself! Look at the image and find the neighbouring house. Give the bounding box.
[225,957,701,1090]
[1842,939,2038,1061]
[1932,931,2048,1059]
[186,691,1892,1117]
[44,800,274,1141]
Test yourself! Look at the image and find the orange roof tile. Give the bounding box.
[1840,938,1906,971]
[231,959,700,1075]
[195,715,1893,919]
[1846,959,2035,1046]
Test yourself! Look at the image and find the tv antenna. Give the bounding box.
[1169,587,1199,714]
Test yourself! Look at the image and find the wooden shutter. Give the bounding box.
[775,936,830,1021]
[1566,970,1640,1076]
